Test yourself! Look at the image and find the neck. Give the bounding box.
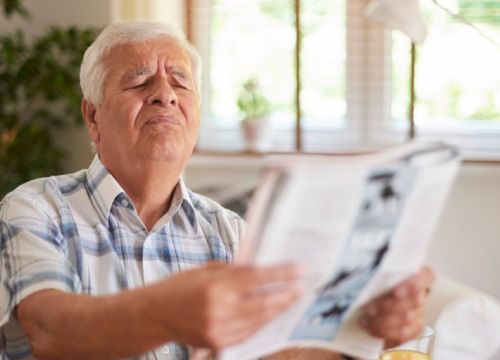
[101,157,185,231]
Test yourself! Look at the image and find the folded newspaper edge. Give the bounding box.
[219,141,460,360]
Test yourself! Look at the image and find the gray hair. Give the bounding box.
[80,21,202,106]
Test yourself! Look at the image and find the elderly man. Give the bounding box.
[0,21,434,360]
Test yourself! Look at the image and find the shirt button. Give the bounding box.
[121,199,129,207]
[162,346,170,355]
[146,239,152,245]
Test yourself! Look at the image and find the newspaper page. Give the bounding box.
[219,142,460,360]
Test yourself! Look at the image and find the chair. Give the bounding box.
[425,275,500,360]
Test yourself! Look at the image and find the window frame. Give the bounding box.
[187,0,500,160]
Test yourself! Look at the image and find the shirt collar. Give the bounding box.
[150,176,198,232]
[179,177,198,230]
[85,155,198,231]
[178,177,199,233]
[85,155,125,225]
[178,175,195,210]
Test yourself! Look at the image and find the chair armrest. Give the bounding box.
[425,275,500,360]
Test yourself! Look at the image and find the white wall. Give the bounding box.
[109,0,185,29]
[0,0,112,33]
[426,163,500,300]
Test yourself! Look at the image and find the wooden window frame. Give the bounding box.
[186,0,500,160]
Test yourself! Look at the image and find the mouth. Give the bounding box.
[144,115,180,126]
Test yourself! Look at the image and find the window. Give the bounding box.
[392,0,500,158]
[210,0,297,129]
[190,0,373,152]
[189,0,500,158]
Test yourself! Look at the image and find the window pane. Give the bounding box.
[392,0,500,128]
[391,31,411,123]
[301,0,346,129]
[211,0,295,127]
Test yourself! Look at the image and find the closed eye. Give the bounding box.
[172,84,187,89]
[132,83,147,89]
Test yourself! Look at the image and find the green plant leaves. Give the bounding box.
[0,25,99,198]
[1,0,32,20]
[236,77,270,120]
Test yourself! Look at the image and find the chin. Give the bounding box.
[146,145,191,163]
[142,133,196,162]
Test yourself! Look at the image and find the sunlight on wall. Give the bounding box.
[117,0,149,21]
[111,0,185,31]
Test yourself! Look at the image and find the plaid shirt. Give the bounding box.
[0,156,243,360]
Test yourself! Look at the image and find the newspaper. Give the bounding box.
[219,142,460,360]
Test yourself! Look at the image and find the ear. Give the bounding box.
[81,98,100,145]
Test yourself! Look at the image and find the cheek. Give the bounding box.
[106,99,142,126]
[181,98,200,126]
[115,97,141,116]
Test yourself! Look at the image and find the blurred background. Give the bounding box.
[0,0,498,301]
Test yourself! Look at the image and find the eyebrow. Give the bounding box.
[168,66,191,82]
[120,66,191,85]
[121,67,153,84]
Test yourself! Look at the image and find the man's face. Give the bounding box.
[88,38,200,167]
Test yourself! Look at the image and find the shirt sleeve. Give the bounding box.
[0,193,82,327]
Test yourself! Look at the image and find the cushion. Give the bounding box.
[425,275,500,360]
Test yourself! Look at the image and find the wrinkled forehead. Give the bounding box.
[103,38,193,80]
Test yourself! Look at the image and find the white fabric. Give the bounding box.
[425,276,500,360]
[364,0,428,43]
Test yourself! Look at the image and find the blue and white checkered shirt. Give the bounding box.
[0,156,244,360]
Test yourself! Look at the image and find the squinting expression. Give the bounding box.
[91,38,200,167]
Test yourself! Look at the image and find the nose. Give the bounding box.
[146,78,178,107]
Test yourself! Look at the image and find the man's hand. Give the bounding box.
[160,262,306,349]
[217,266,435,360]
[15,262,305,360]
[358,266,436,348]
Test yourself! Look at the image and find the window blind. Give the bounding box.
[188,0,397,153]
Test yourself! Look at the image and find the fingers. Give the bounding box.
[391,266,435,299]
[166,262,307,349]
[358,266,435,348]
[230,263,307,294]
[213,293,299,347]
[364,290,426,315]
[360,307,424,345]
[204,262,306,316]
[363,306,423,329]
[198,284,303,349]
[241,281,304,324]
[207,265,306,347]
[239,280,304,315]
[359,298,425,347]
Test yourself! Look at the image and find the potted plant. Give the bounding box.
[0,1,98,199]
[236,77,272,152]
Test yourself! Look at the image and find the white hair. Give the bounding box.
[80,21,202,106]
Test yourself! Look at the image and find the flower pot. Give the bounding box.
[240,117,273,152]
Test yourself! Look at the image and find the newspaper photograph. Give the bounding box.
[219,142,460,360]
